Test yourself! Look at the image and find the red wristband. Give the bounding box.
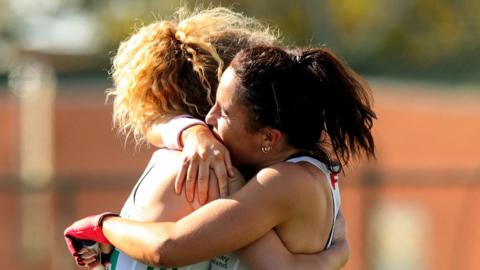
[64,212,118,256]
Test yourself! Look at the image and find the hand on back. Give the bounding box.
[175,125,235,204]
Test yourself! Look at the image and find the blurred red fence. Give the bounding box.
[0,81,479,270]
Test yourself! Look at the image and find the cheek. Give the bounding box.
[224,130,259,166]
[216,123,236,148]
[215,118,228,137]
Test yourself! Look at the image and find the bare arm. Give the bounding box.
[146,115,205,149]
[102,165,306,267]
[189,164,351,270]
[236,210,349,270]
[101,203,349,270]
[74,160,347,269]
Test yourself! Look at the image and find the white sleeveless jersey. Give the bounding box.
[108,151,211,270]
[209,156,342,270]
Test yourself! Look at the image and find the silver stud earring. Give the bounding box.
[261,145,272,153]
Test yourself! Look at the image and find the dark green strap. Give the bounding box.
[108,249,120,270]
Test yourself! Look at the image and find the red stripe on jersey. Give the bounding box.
[330,173,338,190]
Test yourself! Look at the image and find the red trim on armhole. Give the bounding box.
[330,173,338,190]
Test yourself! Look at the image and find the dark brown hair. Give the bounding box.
[230,46,376,168]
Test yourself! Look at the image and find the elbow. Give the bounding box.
[147,237,177,267]
[148,250,164,268]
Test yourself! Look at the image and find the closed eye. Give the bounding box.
[220,106,229,118]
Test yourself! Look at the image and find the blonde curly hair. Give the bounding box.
[107,7,279,145]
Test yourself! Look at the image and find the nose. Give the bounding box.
[205,103,218,127]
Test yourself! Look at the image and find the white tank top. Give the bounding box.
[209,156,342,270]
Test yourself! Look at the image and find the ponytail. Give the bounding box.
[299,48,376,166]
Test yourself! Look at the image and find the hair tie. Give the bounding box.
[292,54,302,64]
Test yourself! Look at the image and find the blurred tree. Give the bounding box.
[0,0,479,84]
[0,0,19,75]
[327,0,480,81]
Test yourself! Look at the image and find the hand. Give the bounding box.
[77,243,114,269]
[76,247,100,267]
[332,210,348,245]
[327,210,350,269]
[175,125,234,204]
[64,212,118,258]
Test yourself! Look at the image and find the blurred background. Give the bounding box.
[0,0,479,269]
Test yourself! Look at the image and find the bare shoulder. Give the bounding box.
[254,162,318,195]
[238,162,323,223]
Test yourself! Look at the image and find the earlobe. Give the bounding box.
[261,145,272,153]
[260,129,274,154]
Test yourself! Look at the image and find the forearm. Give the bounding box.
[102,196,272,267]
[100,170,290,267]
[102,217,175,266]
[147,114,207,149]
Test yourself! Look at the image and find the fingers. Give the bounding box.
[196,161,210,205]
[175,157,189,195]
[175,134,233,203]
[211,160,229,198]
[76,248,99,267]
[76,257,86,267]
[185,156,199,202]
[82,256,98,266]
[224,150,234,178]
[77,248,99,264]
[77,244,112,269]
[209,169,221,199]
[76,247,89,255]
[333,210,347,242]
[79,250,98,260]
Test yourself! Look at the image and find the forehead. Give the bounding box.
[217,67,241,104]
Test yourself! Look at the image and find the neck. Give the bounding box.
[254,146,300,171]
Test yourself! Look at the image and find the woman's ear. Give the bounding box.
[261,127,283,148]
